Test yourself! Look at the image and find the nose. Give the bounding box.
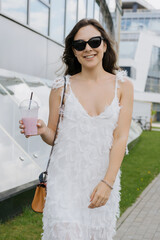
[84,43,92,51]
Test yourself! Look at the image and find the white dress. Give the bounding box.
[42,71,128,240]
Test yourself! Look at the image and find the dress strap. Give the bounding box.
[114,74,118,98]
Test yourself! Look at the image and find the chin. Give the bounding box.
[83,61,101,70]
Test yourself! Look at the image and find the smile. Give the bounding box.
[84,54,96,59]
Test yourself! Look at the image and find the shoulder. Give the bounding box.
[116,70,134,92]
[50,76,68,102]
[51,75,69,94]
[52,76,65,90]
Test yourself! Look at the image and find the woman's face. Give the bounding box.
[72,25,107,70]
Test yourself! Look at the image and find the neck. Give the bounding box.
[80,65,106,82]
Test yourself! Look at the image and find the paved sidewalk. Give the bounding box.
[114,173,160,240]
[152,122,160,132]
[152,122,160,128]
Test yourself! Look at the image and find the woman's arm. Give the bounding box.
[103,78,134,185]
[40,87,63,145]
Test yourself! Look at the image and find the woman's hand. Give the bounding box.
[88,181,112,208]
[19,119,47,138]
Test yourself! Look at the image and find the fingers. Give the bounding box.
[89,197,104,208]
[37,122,41,128]
[37,119,41,126]
[89,192,108,208]
[95,197,105,207]
[19,120,25,134]
[90,187,97,202]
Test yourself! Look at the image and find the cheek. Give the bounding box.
[76,54,83,64]
[97,49,105,59]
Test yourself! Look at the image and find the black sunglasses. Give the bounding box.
[72,36,104,51]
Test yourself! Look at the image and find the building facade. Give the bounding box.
[0,0,118,80]
[119,0,160,121]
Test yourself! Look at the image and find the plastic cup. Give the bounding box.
[19,99,39,136]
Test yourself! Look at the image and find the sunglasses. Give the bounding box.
[72,36,104,51]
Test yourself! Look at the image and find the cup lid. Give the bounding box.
[19,99,39,110]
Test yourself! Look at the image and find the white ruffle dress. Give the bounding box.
[42,71,128,240]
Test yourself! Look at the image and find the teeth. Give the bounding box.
[85,55,94,59]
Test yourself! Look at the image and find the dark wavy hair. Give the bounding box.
[62,18,119,75]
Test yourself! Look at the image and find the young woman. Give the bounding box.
[20,18,133,239]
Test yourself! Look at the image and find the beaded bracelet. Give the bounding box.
[101,179,113,190]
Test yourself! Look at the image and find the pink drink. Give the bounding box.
[19,99,39,136]
[22,117,38,136]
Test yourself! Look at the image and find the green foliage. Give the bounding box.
[120,131,160,215]
[151,110,156,116]
[0,131,160,239]
[0,206,43,239]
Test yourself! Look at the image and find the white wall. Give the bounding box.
[133,100,152,122]
[0,15,64,80]
[120,31,160,92]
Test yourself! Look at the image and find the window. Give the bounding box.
[144,18,149,27]
[137,18,145,30]
[94,1,100,21]
[65,0,77,37]
[148,18,160,32]
[87,0,94,18]
[50,0,65,43]
[78,0,86,21]
[41,0,50,3]
[119,41,138,59]
[126,18,131,30]
[121,19,125,30]
[30,0,49,35]
[121,66,136,79]
[1,0,27,24]
[145,46,160,93]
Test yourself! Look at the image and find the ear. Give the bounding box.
[72,47,77,57]
[103,41,107,53]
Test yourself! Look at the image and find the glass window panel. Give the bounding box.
[50,0,65,43]
[148,46,160,78]
[0,126,41,192]
[99,9,103,25]
[41,0,50,3]
[148,18,160,32]
[65,0,77,37]
[145,46,160,93]
[78,0,86,21]
[126,18,131,30]
[30,0,49,35]
[144,18,149,27]
[121,19,125,29]
[129,18,139,31]
[87,0,94,18]
[119,41,138,59]
[122,18,127,31]
[1,0,27,24]
[139,18,144,24]
[94,1,100,21]
[137,18,145,30]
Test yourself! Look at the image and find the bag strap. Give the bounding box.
[44,76,67,178]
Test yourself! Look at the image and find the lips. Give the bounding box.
[84,54,96,59]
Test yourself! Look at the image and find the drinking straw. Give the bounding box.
[28,92,33,110]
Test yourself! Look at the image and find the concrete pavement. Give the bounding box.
[114,173,160,240]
